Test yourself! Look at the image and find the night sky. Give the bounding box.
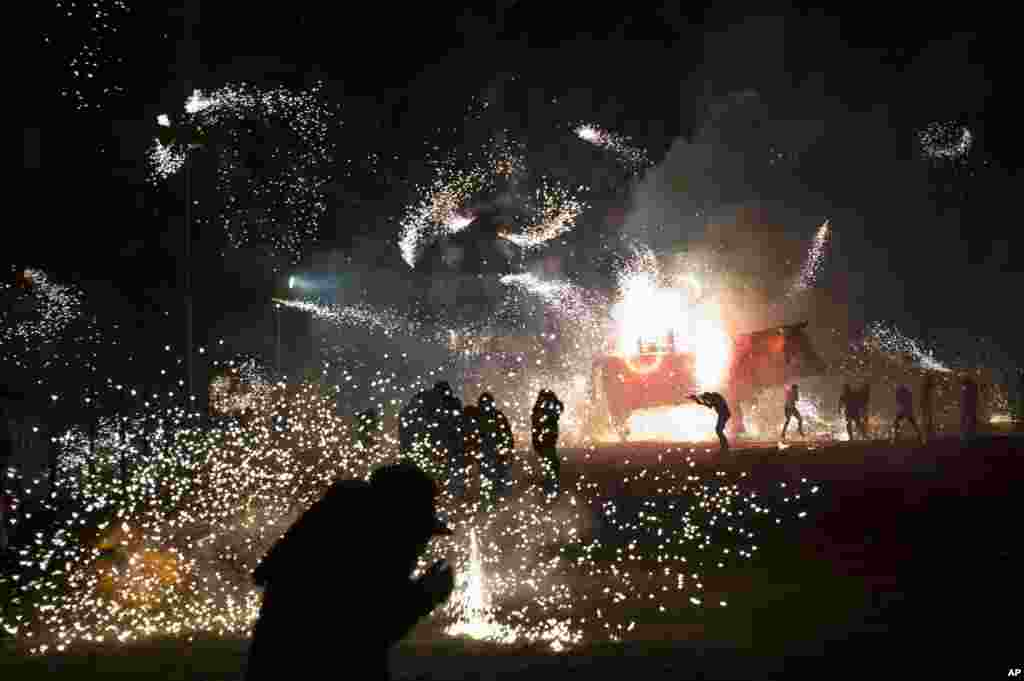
[22,3,1021,366]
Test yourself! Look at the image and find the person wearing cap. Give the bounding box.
[245,463,455,681]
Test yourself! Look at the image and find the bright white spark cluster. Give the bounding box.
[48,0,132,111]
[148,83,337,268]
[574,123,651,172]
[918,121,973,161]
[862,321,951,373]
[789,220,831,295]
[398,137,526,268]
[1,269,83,345]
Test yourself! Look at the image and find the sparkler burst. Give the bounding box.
[398,136,526,268]
[918,121,973,161]
[862,321,951,373]
[1,268,84,345]
[789,219,831,295]
[147,83,337,268]
[498,181,587,251]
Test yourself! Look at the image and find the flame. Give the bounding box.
[626,405,718,442]
[694,304,731,391]
[610,269,731,390]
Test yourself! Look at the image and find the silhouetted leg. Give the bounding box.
[796,411,804,436]
[846,417,854,441]
[781,414,790,440]
[717,414,729,452]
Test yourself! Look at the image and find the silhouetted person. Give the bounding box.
[462,404,482,464]
[690,392,730,453]
[921,374,936,441]
[781,384,804,440]
[892,384,922,443]
[434,382,465,498]
[478,392,513,504]
[245,463,454,681]
[399,389,431,455]
[839,384,854,441]
[961,377,979,442]
[355,407,380,452]
[532,390,563,498]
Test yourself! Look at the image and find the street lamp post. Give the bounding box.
[184,149,193,413]
[275,303,282,378]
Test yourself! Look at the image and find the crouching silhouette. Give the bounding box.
[245,463,455,681]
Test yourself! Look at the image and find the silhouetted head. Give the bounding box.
[370,463,452,556]
[842,383,851,393]
[433,381,453,397]
[792,384,799,391]
[478,392,495,411]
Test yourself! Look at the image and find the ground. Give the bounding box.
[2,435,1020,680]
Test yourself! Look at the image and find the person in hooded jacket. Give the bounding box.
[245,463,454,681]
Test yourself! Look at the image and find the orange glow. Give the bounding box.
[622,353,665,375]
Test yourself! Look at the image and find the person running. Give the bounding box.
[921,374,935,441]
[781,384,804,441]
[961,377,979,442]
[892,384,923,443]
[689,392,731,453]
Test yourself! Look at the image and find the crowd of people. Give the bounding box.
[391,382,564,505]
[688,375,988,454]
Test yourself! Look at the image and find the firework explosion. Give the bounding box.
[789,220,831,295]
[148,84,337,268]
[917,121,973,162]
[574,123,651,172]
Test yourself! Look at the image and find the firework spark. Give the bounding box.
[147,83,337,268]
[499,182,587,251]
[574,123,650,171]
[862,321,951,373]
[918,121,973,161]
[46,1,134,111]
[398,137,525,268]
[790,219,831,295]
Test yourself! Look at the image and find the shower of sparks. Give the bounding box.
[918,121,973,161]
[398,136,526,268]
[47,0,133,111]
[1,268,84,345]
[862,321,952,373]
[1,343,822,655]
[499,182,587,251]
[789,220,831,295]
[573,123,651,172]
[147,83,337,269]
